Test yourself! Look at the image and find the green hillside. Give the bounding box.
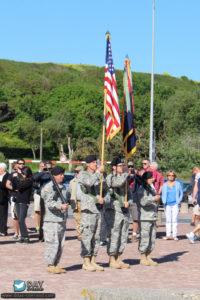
[0,59,200,177]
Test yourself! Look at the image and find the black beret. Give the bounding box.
[142,171,153,181]
[51,166,65,175]
[111,157,124,166]
[85,155,97,163]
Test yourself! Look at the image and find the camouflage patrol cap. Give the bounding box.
[85,155,97,163]
[51,166,65,175]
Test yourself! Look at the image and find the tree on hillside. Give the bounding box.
[18,119,40,160]
[42,111,70,157]
[73,137,99,161]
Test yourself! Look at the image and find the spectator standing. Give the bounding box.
[191,166,200,227]
[33,161,46,233]
[33,160,52,241]
[161,170,183,240]
[69,165,83,241]
[16,158,25,175]
[150,162,164,194]
[6,163,20,239]
[0,163,10,236]
[138,159,157,181]
[13,166,33,243]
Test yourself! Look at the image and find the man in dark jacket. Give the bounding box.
[0,163,10,236]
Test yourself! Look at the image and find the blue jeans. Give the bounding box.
[16,203,29,238]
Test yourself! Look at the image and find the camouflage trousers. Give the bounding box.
[105,209,129,255]
[80,211,101,257]
[43,221,66,266]
[138,221,156,254]
[73,201,81,239]
[100,207,108,242]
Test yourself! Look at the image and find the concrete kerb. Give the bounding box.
[81,288,200,300]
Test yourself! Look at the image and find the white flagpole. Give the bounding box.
[149,0,155,162]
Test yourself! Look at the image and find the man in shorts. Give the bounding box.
[191,166,200,227]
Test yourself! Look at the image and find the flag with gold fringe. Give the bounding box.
[121,56,136,157]
[104,32,121,142]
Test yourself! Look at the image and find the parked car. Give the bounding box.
[182,183,193,206]
[63,173,75,189]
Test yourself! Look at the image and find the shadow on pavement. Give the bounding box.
[124,258,140,266]
[157,251,188,263]
[65,235,77,241]
[66,264,82,271]
[0,240,17,245]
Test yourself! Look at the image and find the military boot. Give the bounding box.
[109,255,121,269]
[140,253,150,266]
[47,265,62,274]
[82,257,96,271]
[131,235,138,243]
[55,266,67,273]
[146,253,158,266]
[91,256,104,271]
[116,253,130,269]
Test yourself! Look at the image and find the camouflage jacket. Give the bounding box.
[78,170,109,213]
[106,173,132,213]
[136,186,158,221]
[69,177,82,210]
[41,181,68,222]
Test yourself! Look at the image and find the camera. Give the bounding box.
[130,168,135,175]
[43,167,53,172]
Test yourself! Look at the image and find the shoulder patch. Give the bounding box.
[43,188,49,193]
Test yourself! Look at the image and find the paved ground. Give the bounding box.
[1,207,200,300]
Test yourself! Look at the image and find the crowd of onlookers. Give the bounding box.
[0,157,199,245]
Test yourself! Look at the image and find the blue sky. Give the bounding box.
[1,0,200,81]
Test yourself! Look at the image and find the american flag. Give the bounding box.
[104,32,121,141]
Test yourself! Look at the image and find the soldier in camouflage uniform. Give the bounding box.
[69,165,84,241]
[136,171,160,266]
[78,154,108,272]
[106,158,131,269]
[41,166,69,274]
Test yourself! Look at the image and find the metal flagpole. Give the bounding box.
[149,0,155,162]
[100,89,107,197]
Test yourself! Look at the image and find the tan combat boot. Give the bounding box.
[82,257,96,271]
[140,253,150,266]
[55,265,67,273]
[109,255,121,269]
[91,256,104,271]
[116,253,130,269]
[146,252,158,266]
[131,235,138,243]
[47,265,62,274]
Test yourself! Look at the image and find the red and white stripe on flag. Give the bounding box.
[104,33,121,142]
